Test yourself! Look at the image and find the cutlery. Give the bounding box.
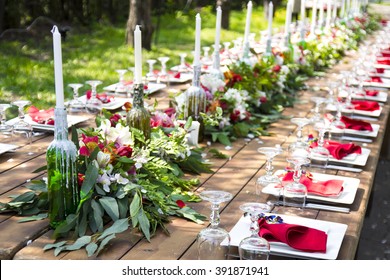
[326,164,363,172]
[341,135,372,143]
[269,200,350,213]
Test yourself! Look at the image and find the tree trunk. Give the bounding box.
[217,0,230,30]
[126,0,154,50]
[0,0,5,32]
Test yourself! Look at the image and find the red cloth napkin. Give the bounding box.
[311,140,362,160]
[376,68,385,74]
[281,171,344,197]
[351,100,380,111]
[370,76,383,83]
[365,89,379,96]
[258,218,328,253]
[376,59,390,65]
[28,106,55,125]
[85,90,114,103]
[341,115,373,131]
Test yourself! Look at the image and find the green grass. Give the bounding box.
[0,5,287,111]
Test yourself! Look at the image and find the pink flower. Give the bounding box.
[150,112,175,128]
[176,200,186,208]
[164,107,176,118]
[109,114,122,127]
[272,65,281,73]
[116,146,133,158]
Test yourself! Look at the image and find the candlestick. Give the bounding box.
[341,0,345,17]
[310,0,318,35]
[285,0,292,35]
[267,2,273,40]
[215,6,222,52]
[318,0,324,27]
[244,1,252,45]
[300,0,306,41]
[194,13,201,66]
[332,0,337,21]
[325,0,332,28]
[134,25,142,84]
[51,26,64,109]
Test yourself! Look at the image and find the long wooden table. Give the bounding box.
[0,34,389,260]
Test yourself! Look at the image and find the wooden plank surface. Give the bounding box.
[1,32,389,260]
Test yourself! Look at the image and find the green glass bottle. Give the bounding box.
[126,83,151,142]
[184,64,206,142]
[46,107,79,228]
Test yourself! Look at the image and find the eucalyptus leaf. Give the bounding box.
[86,242,98,257]
[96,234,116,256]
[32,165,47,173]
[80,163,99,200]
[97,218,129,241]
[18,213,48,223]
[129,192,141,218]
[43,240,67,251]
[137,209,151,241]
[63,235,92,251]
[99,197,119,221]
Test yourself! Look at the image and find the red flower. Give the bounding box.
[176,200,186,209]
[164,107,176,117]
[272,65,281,73]
[150,113,175,128]
[260,96,267,103]
[116,145,133,158]
[230,110,241,123]
[109,114,122,127]
[79,134,100,156]
[77,173,85,187]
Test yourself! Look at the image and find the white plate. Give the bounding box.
[329,123,380,138]
[76,95,129,111]
[374,63,390,69]
[312,147,370,167]
[0,143,18,155]
[6,114,90,132]
[339,90,388,103]
[262,170,360,205]
[363,81,390,89]
[224,214,348,260]
[147,73,193,84]
[103,82,166,94]
[325,103,382,117]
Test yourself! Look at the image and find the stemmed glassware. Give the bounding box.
[0,104,13,136]
[255,146,283,196]
[283,156,311,208]
[202,46,212,65]
[157,57,170,83]
[328,99,346,141]
[178,53,188,72]
[238,202,272,260]
[146,59,157,81]
[288,117,311,158]
[309,96,327,124]
[310,121,330,170]
[327,81,339,105]
[197,190,233,260]
[222,42,231,58]
[67,83,85,114]
[11,100,33,144]
[85,80,103,114]
[115,69,128,94]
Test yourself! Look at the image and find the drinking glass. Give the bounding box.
[238,202,271,260]
[202,46,212,65]
[328,99,346,141]
[0,104,13,136]
[146,59,157,81]
[85,80,103,114]
[11,100,33,144]
[327,81,339,105]
[178,53,188,72]
[255,146,283,196]
[67,83,85,114]
[310,121,330,170]
[197,190,233,260]
[309,96,327,124]
[283,156,311,208]
[115,69,128,94]
[288,117,311,157]
[223,42,231,57]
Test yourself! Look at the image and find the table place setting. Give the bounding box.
[103,81,166,95]
[223,213,348,260]
[0,143,19,155]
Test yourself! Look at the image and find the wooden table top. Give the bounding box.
[0,38,389,260]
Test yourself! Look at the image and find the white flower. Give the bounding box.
[97,172,111,192]
[200,74,225,94]
[134,155,148,169]
[175,92,187,114]
[103,123,133,146]
[114,173,129,185]
[97,151,111,168]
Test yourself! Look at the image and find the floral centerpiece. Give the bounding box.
[0,108,213,256]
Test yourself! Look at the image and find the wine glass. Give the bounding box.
[223,42,231,57]
[288,117,311,157]
[197,190,233,260]
[255,146,283,197]
[11,100,33,144]
[283,156,311,208]
[202,46,212,65]
[328,99,346,141]
[67,83,85,114]
[238,202,272,260]
[0,104,13,137]
[178,53,188,72]
[309,121,330,170]
[85,80,103,114]
[309,96,327,124]
[327,81,339,105]
[115,69,128,94]
[146,59,157,81]
[157,57,170,83]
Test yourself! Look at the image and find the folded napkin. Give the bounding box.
[281,171,344,197]
[376,68,385,74]
[28,106,55,125]
[341,115,373,131]
[351,100,380,111]
[258,218,328,253]
[376,59,390,65]
[85,90,114,104]
[311,140,362,160]
[370,76,383,83]
[364,89,379,96]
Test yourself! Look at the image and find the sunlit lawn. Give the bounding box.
[0,5,287,112]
